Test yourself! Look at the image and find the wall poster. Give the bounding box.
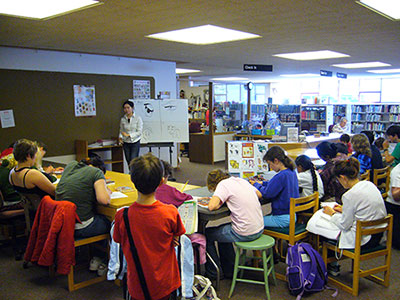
[227,141,269,178]
[133,80,151,99]
[73,85,96,117]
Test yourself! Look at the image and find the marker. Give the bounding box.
[181,180,189,192]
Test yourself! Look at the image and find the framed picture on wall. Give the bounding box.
[73,85,96,117]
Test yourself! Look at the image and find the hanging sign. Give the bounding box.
[243,64,273,72]
[336,72,347,79]
[320,70,333,77]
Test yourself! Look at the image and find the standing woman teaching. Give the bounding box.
[119,100,143,166]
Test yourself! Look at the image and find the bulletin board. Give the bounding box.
[0,69,155,155]
[133,99,189,143]
[227,140,269,179]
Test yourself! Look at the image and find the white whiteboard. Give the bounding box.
[132,99,189,143]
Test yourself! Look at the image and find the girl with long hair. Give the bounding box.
[295,155,324,199]
[250,146,299,228]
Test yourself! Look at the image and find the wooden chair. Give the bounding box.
[263,192,319,280]
[373,166,391,199]
[322,214,393,296]
[360,169,370,181]
[68,233,109,291]
[0,191,25,259]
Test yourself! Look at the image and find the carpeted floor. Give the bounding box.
[1,157,399,300]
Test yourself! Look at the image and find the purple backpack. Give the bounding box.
[286,242,329,299]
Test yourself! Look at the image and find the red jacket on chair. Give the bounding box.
[24,196,80,274]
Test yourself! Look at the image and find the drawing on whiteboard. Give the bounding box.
[163,103,177,111]
[167,125,180,138]
[142,127,153,141]
[143,102,154,117]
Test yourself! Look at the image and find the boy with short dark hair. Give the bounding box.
[113,153,186,300]
[383,125,400,167]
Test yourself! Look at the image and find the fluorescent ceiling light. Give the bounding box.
[356,0,400,21]
[176,68,201,74]
[211,77,249,81]
[332,62,391,68]
[280,73,320,78]
[0,0,101,20]
[147,25,261,45]
[367,68,400,74]
[273,50,349,61]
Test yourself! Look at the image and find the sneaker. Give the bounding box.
[89,256,102,271]
[97,263,108,276]
[327,263,341,277]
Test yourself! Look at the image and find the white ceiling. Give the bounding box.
[1,0,399,82]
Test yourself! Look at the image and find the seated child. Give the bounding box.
[340,133,352,154]
[155,160,192,207]
[295,155,324,199]
[113,153,186,300]
[250,146,299,228]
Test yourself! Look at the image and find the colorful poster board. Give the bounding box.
[73,85,96,117]
[133,80,151,99]
[227,141,269,178]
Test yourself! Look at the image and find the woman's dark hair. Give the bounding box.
[207,169,230,192]
[264,146,295,171]
[339,133,350,143]
[374,137,385,150]
[334,142,348,155]
[386,125,400,139]
[13,139,38,162]
[316,141,337,161]
[130,153,163,195]
[360,130,374,145]
[160,160,173,178]
[81,155,106,174]
[36,141,48,152]
[333,157,360,180]
[295,155,318,192]
[123,100,134,108]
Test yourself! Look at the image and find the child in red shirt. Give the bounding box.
[113,153,186,300]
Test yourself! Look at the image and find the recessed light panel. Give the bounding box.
[367,68,400,74]
[211,77,249,81]
[273,50,349,61]
[147,25,261,45]
[0,0,101,20]
[356,0,400,21]
[176,68,201,74]
[280,73,320,78]
[332,62,391,68]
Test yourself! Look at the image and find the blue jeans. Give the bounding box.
[263,214,291,228]
[205,223,263,278]
[75,214,111,239]
[123,141,141,167]
[75,215,110,259]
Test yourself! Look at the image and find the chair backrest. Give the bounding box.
[354,214,393,255]
[360,169,370,181]
[373,166,391,198]
[289,192,319,236]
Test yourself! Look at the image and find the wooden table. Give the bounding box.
[97,171,200,220]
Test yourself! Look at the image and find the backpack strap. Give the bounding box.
[299,243,319,289]
[302,243,326,284]
[123,208,152,300]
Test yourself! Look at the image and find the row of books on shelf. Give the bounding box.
[301,111,326,120]
[389,115,400,122]
[352,122,386,131]
[352,114,382,122]
[352,105,400,113]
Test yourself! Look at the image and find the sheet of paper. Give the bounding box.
[178,199,198,235]
[0,109,15,128]
[111,191,129,199]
